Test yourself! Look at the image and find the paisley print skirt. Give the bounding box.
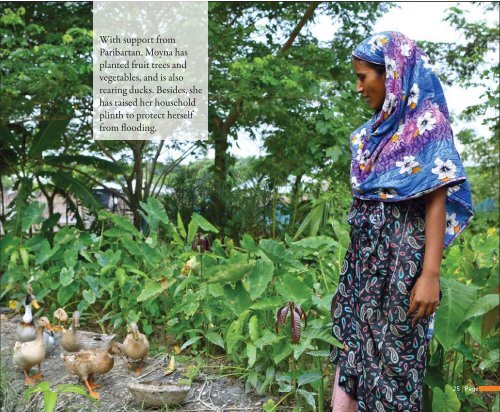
[330,197,440,412]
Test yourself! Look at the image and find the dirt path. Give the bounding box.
[1,315,271,411]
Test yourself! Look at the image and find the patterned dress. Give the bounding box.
[330,197,441,411]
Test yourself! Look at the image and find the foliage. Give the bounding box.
[23,382,93,412]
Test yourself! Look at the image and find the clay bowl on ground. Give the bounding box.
[127,379,191,408]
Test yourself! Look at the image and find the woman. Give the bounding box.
[330,32,473,412]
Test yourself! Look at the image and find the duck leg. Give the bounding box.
[23,369,36,385]
[31,364,43,381]
[133,359,143,374]
[88,374,101,389]
[84,378,100,400]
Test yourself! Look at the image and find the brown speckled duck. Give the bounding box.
[61,311,116,352]
[13,317,52,385]
[121,322,149,374]
[61,342,122,400]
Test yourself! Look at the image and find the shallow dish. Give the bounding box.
[127,380,191,408]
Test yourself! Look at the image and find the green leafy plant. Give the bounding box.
[23,382,94,412]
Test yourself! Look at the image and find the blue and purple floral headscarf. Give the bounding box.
[349,31,473,247]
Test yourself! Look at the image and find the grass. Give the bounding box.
[0,358,18,411]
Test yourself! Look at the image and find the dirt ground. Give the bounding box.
[0,314,274,412]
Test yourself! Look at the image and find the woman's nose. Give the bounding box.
[356,80,363,93]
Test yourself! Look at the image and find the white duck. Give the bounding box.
[13,317,52,385]
[16,293,38,342]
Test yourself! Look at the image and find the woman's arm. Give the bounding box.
[406,187,446,326]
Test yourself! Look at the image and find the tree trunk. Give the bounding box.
[212,128,230,228]
[124,141,145,229]
[290,174,303,229]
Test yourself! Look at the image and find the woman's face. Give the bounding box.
[353,59,386,111]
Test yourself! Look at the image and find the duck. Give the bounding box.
[16,288,56,354]
[16,292,39,342]
[13,317,52,385]
[61,311,116,352]
[61,342,122,400]
[121,322,149,374]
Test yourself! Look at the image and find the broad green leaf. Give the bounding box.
[98,210,141,237]
[182,290,199,316]
[29,118,70,157]
[275,373,292,392]
[59,268,74,287]
[258,366,275,395]
[246,260,274,300]
[435,278,478,352]
[23,381,51,400]
[259,239,294,266]
[278,274,311,304]
[139,197,169,231]
[57,284,77,305]
[226,310,251,354]
[263,399,278,412]
[57,384,93,398]
[297,389,317,411]
[223,282,252,316]
[43,390,57,412]
[207,261,256,283]
[247,342,257,367]
[63,248,78,269]
[432,385,461,412]
[121,237,142,256]
[35,240,60,265]
[250,296,283,310]
[479,349,499,370]
[180,336,202,351]
[47,171,101,210]
[44,154,125,174]
[306,350,331,357]
[294,198,327,240]
[248,315,259,342]
[298,371,322,387]
[103,228,125,237]
[330,219,351,248]
[84,275,99,295]
[255,330,283,350]
[82,289,96,304]
[241,234,257,253]
[205,331,225,349]
[191,213,219,233]
[95,250,121,267]
[137,280,167,302]
[116,268,126,288]
[292,236,338,251]
[272,340,293,364]
[22,201,45,232]
[464,294,499,320]
[187,219,198,245]
[19,247,29,269]
[177,212,186,239]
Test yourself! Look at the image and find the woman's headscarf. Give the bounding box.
[350,31,473,247]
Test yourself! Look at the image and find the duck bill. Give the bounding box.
[32,299,40,309]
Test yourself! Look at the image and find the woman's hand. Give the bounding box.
[406,275,440,326]
[407,187,446,327]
